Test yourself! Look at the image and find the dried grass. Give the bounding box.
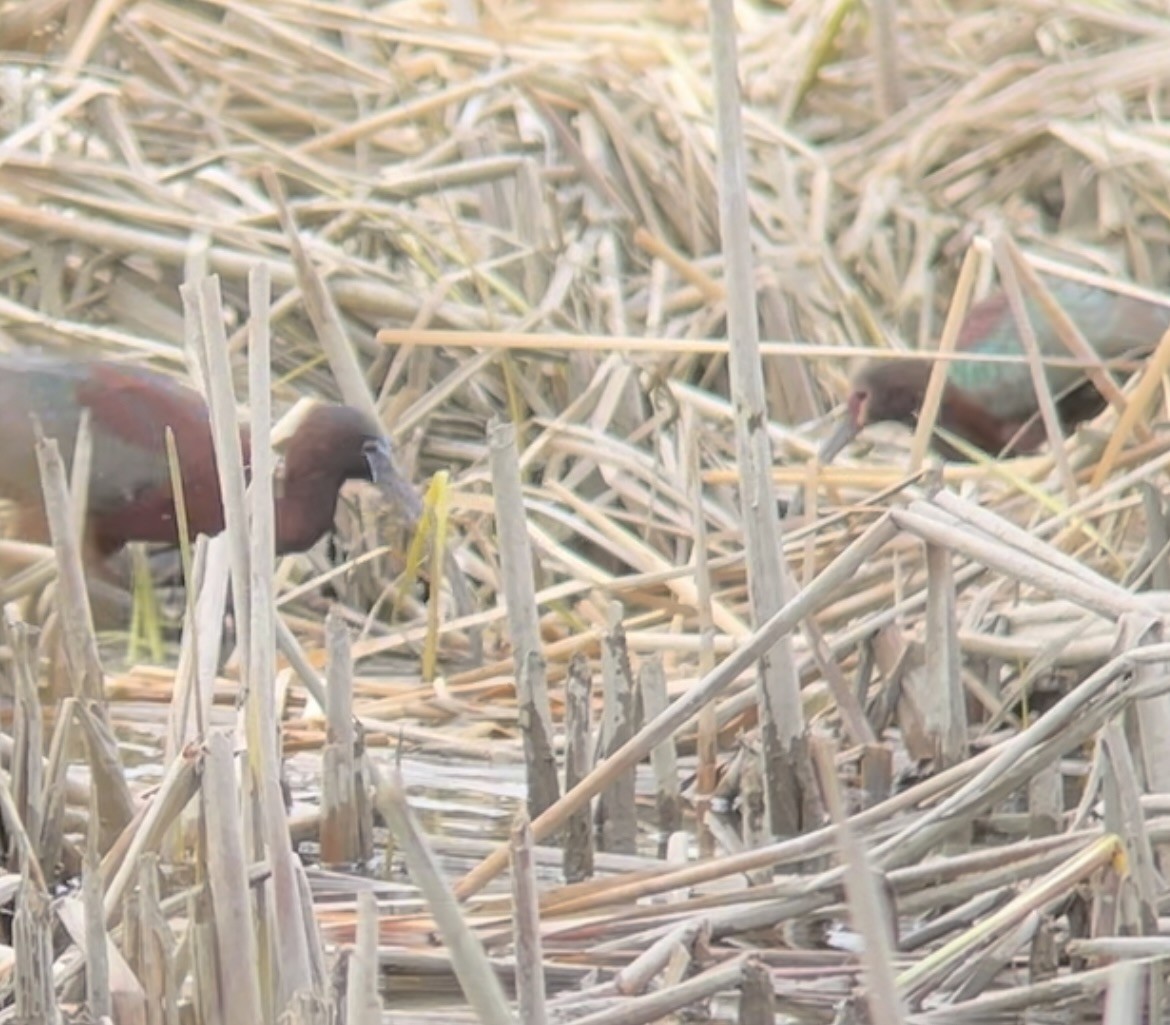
[2,0,1170,1020]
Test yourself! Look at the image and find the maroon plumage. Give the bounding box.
[0,354,417,558]
[821,279,1170,461]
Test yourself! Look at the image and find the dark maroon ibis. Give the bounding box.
[820,279,1170,462]
[0,354,418,559]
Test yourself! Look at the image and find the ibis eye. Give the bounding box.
[361,437,391,462]
[361,436,393,482]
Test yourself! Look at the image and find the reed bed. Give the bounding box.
[1,0,1170,1021]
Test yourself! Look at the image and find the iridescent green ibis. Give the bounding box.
[820,280,1170,462]
[0,354,418,560]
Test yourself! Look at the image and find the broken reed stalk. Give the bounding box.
[13,879,58,1024]
[1090,322,1170,490]
[991,233,1077,504]
[860,743,894,809]
[126,853,175,1012]
[32,427,135,846]
[0,757,47,891]
[322,607,370,866]
[1005,235,1135,425]
[541,476,749,639]
[201,732,264,1025]
[869,0,905,116]
[73,701,136,852]
[510,813,548,1025]
[562,652,594,883]
[637,655,681,838]
[613,919,708,997]
[245,263,319,1005]
[1103,961,1144,1025]
[32,427,101,703]
[910,962,1136,1023]
[7,609,42,853]
[188,883,220,1016]
[688,430,719,858]
[82,792,112,1020]
[1099,718,1159,931]
[571,958,749,1025]
[1135,484,1170,588]
[180,281,235,705]
[810,736,905,1024]
[910,243,980,470]
[0,201,461,328]
[708,0,808,838]
[737,959,776,1025]
[276,616,330,708]
[456,514,899,899]
[799,612,876,747]
[890,505,1147,619]
[924,538,965,768]
[188,276,252,671]
[421,471,451,682]
[345,891,381,1025]
[899,835,1124,1000]
[538,738,1009,920]
[869,640,1170,876]
[489,419,560,819]
[39,695,75,873]
[64,407,93,545]
[166,532,208,759]
[261,166,379,425]
[0,551,57,607]
[376,326,1164,368]
[597,601,637,855]
[375,778,516,1025]
[926,489,1120,592]
[1125,620,1170,873]
[102,727,204,926]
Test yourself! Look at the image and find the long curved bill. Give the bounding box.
[365,437,423,525]
[818,413,860,464]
